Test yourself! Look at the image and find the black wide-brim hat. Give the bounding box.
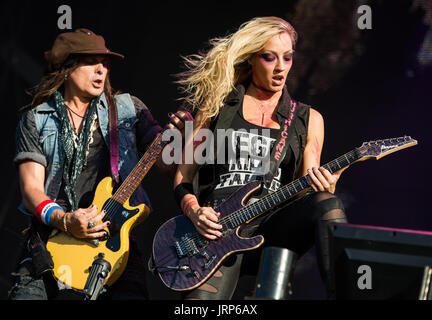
[44,28,124,72]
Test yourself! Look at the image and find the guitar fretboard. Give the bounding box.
[111,134,166,204]
[219,148,362,230]
[109,103,192,205]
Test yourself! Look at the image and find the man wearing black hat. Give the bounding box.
[8,28,187,300]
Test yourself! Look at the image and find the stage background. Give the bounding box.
[0,0,430,299]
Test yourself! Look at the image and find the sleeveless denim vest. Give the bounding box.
[19,92,151,215]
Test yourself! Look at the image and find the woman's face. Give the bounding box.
[249,32,294,92]
[65,55,110,100]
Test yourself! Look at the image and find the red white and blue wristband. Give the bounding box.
[36,200,64,226]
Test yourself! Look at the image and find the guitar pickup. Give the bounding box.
[174,241,186,258]
[175,235,200,258]
[203,255,217,270]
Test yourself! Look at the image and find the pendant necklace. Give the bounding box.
[250,81,279,126]
[252,97,278,126]
[66,105,85,134]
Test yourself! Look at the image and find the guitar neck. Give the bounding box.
[111,104,192,204]
[219,148,362,229]
[111,133,166,204]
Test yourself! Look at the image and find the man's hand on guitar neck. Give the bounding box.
[167,110,193,137]
[155,110,192,179]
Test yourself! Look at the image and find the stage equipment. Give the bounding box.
[329,223,432,300]
[252,247,297,300]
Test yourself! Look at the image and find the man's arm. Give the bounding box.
[18,161,65,231]
[18,160,109,238]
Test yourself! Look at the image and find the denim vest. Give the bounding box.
[20,93,151,215]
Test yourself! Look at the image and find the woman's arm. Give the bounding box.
[300,108,346,194]
[173,112,223,240]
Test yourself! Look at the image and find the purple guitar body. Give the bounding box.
[152,180,264,291]
[152,136,417,291]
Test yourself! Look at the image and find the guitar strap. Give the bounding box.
[107,93,120,184]
[197,85,303,200]
[262,98,299,188]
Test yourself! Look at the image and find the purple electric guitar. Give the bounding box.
[152,136,417,291]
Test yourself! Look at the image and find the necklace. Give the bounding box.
[247,82,280,126]
[66,108,78,135]
[65,104,86,134]
[250,96,279,126]
[255,100,268,126]
[66,105,85,118]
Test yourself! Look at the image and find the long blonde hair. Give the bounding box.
[176,16,297,126]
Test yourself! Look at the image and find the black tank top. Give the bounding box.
[201,104,292,207]
[198,84,310,209]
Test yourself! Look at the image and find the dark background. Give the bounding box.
[0,0,430,300]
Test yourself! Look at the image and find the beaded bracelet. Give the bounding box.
[62,213,69,233]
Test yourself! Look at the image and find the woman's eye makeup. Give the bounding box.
[284,54,293,62]
[260,53,276,62]
[259,52,293,63]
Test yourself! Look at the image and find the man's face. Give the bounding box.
[66,55,110,99]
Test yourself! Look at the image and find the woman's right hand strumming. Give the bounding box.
[174,110,222,240]
[185,204,223,240]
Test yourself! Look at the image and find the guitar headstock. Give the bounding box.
[357,136,418,160]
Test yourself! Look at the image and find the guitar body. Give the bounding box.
[153,180,264,291]
[152,136,418,291]
[46,176,150,291]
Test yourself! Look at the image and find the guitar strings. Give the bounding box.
[188,141,406,246]
[99,111,194,220]
[102,105,194,218]
[185,149,360,246]
[162,139,409,251]
[102,137,404,222]
[217,149,359,228]
[100,134,165,220]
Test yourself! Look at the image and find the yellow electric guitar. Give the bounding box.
[46,131,168,292]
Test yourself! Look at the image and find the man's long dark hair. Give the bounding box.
[21,55,116,113]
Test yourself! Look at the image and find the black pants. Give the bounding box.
[183,191,347,300]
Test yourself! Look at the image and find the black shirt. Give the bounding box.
[201,104,293,207]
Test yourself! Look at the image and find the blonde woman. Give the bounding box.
[172,17,347,299]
